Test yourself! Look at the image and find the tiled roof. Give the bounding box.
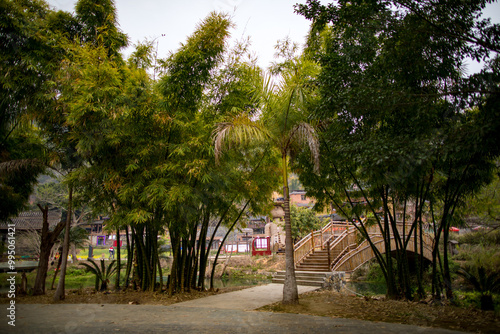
[0,208,63,230]
[290,190,307,195]
[295,203,313,207]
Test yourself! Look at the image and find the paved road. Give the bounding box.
[0,284,467,334]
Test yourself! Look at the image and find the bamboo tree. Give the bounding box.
[210,200,251,289]
[115,228,121,289]
[53,185,73,301]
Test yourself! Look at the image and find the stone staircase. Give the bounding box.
[272,271,328,287]
[295,249,331,272]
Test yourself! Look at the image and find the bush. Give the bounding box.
[456,291,500,312]
[458,291,483,309]
[455,245,500,274]
[66,266,85,276]
[458,230,500,246]
[365,260,387,283]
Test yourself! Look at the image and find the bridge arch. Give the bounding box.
[332,235,433,273]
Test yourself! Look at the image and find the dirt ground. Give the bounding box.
[2,255,499,333]
[259,289,500,334]
[0,285,246,305]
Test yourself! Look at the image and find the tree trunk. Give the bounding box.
[53,186,73,301]
[34,242,52,295]
[124,225,133,288]
[33,205,65,295]
[167,233,179,295]
[180,238,187,292]
[50,247,63,290]
[71,244,78,263]
[197,209,210,289]
[282,181,299,304]
[210,200,250,290]
[157,250,163,291]
[115,228,121,290]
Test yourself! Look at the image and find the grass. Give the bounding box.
[76,247,128,260]
[0,262,118,292]
[52,271,96,290]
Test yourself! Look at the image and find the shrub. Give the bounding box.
[365,260,387,283]
[66,267,85,276]
[81,259,117,291]
[456,266,500,311]
[458,230,500,246]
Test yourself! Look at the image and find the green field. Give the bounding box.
[75,247,128,260]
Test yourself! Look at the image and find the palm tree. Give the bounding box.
[214,54,319,304]
[81,259,117,291]
[457,266,500,311]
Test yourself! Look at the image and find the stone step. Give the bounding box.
[295,267,330,272]
[273,271,327,280]
[297,262,330,267]
[299,259,328,265]
[272,271,329,287]
[271,278,324,287]
[296,267,330,271]
[310,251,329,255]
[301,256,329,260]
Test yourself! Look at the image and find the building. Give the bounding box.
[272,190,315,209]
[0,208,63,258]
[80,216,128,247]
[81,216,109,246]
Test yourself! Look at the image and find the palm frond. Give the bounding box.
[82,258,117,291]
[213,115,269,164]
[0,159,43,174]
[81,259,103,290]
[105,260,117,278]
[81,259,100,276]
[288,122,320,173]
[457,266,500,293]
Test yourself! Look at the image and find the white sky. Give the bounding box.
[47,0,499,73]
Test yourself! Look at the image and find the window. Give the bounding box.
[301,195,306,201]
[97,236,105,246]
[253,227,265,234]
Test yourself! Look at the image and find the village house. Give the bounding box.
[0,208,63,259]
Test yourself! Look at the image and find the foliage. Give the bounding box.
[295,0,500,301]
[457,266,500,310]
[460,170,500,228]
[81,259,117,291]
[0,0,79,221]
[55,226,89,250]
[455,244,500,273]
[65,266,86,276]
[290,206,323,241]
[458,230,500,247]
[75,0,128,57]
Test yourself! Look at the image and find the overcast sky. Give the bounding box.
[47,0,499,73]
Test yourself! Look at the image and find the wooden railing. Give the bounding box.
[327,227,358,268]
[294,221,435,270]
[294,222,350,267]
[332,224,435,272]
[333,233,434,272]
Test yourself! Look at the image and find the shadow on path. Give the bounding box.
[1,284,467,334]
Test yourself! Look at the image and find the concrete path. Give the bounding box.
[0,284,468,334]
[173,283,317,310]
